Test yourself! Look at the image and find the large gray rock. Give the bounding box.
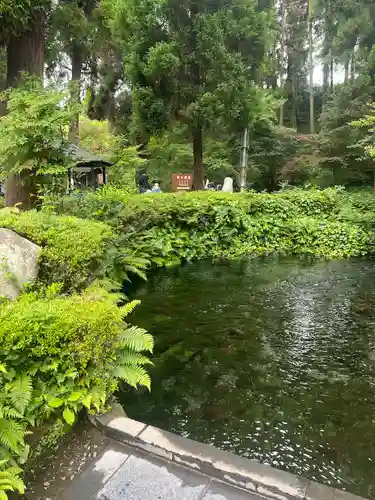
[0,228,41,300]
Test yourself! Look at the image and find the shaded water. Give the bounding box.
[122,258,375,498]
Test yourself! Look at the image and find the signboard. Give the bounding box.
[172,173,193,192]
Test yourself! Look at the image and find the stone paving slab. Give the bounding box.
[93,449,210,500]
[60,443,129,500]
[92,414,369,500]
[203,481,262,500]
[60,442,266,500]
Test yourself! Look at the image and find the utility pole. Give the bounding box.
[240,128,249,192]
[308,0,315,134]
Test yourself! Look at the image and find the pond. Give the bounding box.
[122,258,375,499]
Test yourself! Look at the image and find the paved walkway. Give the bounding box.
[59,441,262,500]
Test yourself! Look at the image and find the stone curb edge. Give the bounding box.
[90,408,366,500]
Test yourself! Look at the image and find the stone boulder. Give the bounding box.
[0,228,41,300]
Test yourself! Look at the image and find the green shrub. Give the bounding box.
[0,285,153,498]
[51,186,374,265]
[0,208,114,290]
[56,185,341,224]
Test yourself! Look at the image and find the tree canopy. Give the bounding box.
[1,0,375,203]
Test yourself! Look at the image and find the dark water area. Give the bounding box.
[121,258,375,498]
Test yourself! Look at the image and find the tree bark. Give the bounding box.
[192,127,204,190]
[350,52,355,82]
[279,0,285,127]
[5,8,45,209]
[291,72,297,130]
[6,11,44,87]
[330,55,334,91]
[68,45,82,145]
[108,91,116,133]
[4,171,37,209]
[0,47,6,116]
[344,59,349,83]
[308,1,315,134]
[323,63,329,94]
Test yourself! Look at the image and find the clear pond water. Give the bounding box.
[122,258,375,499]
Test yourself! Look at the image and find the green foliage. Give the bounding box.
[0,0,48,42]
[54,187,375,265]
[79,117,117,156]
[78,117,144,192]
[0,81,78,182]
[105,0,274,180]
[350,103,375,164]
[0,364,30,498]
[0,285,153,497]
[0,463,24,499]
[317,78,375,187]
[0,208,114,290]
[108,146,145,193]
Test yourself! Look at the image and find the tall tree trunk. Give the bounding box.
[108,91,116,133]
[192,127,204,190]
[308,1,315,134]
[5,8,45,209]
[350,52,355,82]
[102,48,118,132]
[68,45,82,145]
[279,1,286,126]
[323,63,329,95]
[0,47,7,116]
[322,14,330,99]
[4,171,38,208]
[291,72,297,130]
[344,60,349,83]
[6,12,44,87]
[330,54,334,91]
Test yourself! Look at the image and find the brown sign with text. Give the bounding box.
[172,173,193,191]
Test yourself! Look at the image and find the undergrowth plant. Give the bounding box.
[50,186,375,266]
[0,366,28,499]
[0,208,150,292]
[0,286,153,499]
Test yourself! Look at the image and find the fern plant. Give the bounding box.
[111,301,154,390]
[0,371,31,465]
[102,241,150,285]
[0,286,153,498]
[0,462,24,499]
[0,369,30,499]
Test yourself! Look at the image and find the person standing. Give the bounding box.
[151,181,162,193]
[137,169,150,193]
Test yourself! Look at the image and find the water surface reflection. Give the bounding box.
[123,258,375,498]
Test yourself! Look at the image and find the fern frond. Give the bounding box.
[119,300,141,319]
[0,468,25,495]
[113,365,151,390]
[124,266,148,281]
[0,466,21,476]
[0,407,23,420]
[120,326,154,352]
[0,419,26,454]
[8,375,32,414]
[122,256,150,266]
[117,349,153,366]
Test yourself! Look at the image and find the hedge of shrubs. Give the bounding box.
[50,186,375,265]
